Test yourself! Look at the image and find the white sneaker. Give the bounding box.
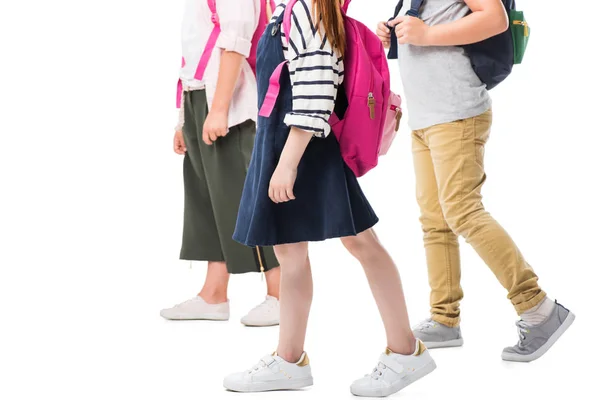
[160,296,229,320]
[350,340,436,397]
[241,296,280,327]
[223,353,313,392]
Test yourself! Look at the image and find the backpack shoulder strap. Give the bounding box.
[387,0,423,60]
[207,0,217,15]
[406,0,424,17]
[282,0,299,43]
[342,0,351,13]
[392,0,404,18]
[387,1,403,60]
[193,0,221,80]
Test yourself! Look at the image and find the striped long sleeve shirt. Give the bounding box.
[271,0,344,138]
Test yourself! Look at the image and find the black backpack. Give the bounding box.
[387,0,520,90]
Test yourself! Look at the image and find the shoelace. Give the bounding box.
[516,320,530,347]
[368,362,387,380]
[414,319,435,331]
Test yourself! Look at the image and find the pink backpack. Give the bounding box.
[259,0,402,177]
[176,0,276,108]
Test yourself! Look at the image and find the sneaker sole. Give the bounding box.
[422,338,464,349]
[160,313,230,321]
[501,311,576,362]
[241,319,280,327]
[223,377,313,392]
[350,359,437,397]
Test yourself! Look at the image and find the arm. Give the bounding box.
[283,3,338,139]
[202,51,244,145]
[390,0,508,47]
[202,0,257,145]
[269,127,313,203]
[268,2,340,204]
[211,51,245,112]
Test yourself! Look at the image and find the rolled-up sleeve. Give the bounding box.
[284,47,341,138]
[282,3,342,138]
[215,0,259,57]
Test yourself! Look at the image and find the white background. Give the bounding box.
[1,0,599,399]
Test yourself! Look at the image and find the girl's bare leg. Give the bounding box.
[274,242,312,362]
[341,229,416,355]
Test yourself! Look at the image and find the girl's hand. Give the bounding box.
[173,130,187,154]
[268,163,297,203]
[202,110,228,145]
[394,16,431,46]
[376,21,391,49]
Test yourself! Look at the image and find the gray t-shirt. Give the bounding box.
[397,0,492,130]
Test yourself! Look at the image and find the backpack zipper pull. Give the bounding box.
[368,93,375,120]
[395,109,402,131]
[513,20,529,37]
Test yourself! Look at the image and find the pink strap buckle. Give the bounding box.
[211,13,219,25]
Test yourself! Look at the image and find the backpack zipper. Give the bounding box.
[368,93,376,120]
[367,71,375,120]
[513,20,529,37]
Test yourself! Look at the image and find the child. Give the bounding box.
[223,0,436,396]
[376,0,574,361]
[160,0,281,327]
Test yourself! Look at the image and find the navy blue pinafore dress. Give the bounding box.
[233,13,378,247]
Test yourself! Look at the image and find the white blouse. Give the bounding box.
[179,0,263,128]
[271,0,344,138]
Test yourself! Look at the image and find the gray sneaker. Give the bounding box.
[413,318,464,349]
[502,301,575,362]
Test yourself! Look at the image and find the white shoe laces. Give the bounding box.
[368,362,387,380]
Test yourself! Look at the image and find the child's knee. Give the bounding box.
[341,230,379,261]
[442,201,488,236]
[274,242,308,264]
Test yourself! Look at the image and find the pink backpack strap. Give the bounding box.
[259,0,304,118]
[258,60,289,117]
[177,79,183,108]
[342,0,351,13]
[282,0,298,43]
[176,57,186,108]
[194,0,222,81]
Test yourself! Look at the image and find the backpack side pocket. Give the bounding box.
[510,10,530,64]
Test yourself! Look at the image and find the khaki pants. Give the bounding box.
[411,109,546,327]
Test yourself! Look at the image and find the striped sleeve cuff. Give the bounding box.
[284,112,331,138]
[215,33,252,58]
